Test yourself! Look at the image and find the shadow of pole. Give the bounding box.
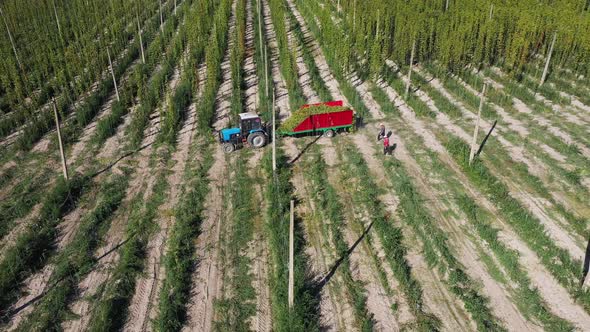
[313,219,375,295]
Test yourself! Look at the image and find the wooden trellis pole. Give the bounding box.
[159,0,163,33]
[469,83,487,165]
[404,40,416,100]
[137,12,145,64]
[53,99,68,181]
[540,32,557,87]
[107,47,120,101]
[53,0,62,37]
[174,0,177,15]
[0,7,21,69]
[288,200,295,309]
[272,92,276,173]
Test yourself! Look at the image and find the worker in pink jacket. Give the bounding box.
[383,135,390,155]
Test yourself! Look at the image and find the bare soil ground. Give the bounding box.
[183,2,237,329]
[380,67,590,328]
[123,53,191,332]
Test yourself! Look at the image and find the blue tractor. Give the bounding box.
[219,113,269,153]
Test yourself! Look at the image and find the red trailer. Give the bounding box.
[278,100,355,138]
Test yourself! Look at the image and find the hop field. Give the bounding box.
[0,0,589,331]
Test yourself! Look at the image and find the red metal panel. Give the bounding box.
[292,110,354,133]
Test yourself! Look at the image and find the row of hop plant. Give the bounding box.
[126,4,190,150]
[262,147,321,331]
[214,150,258,330]
[286,9,332,103]
[5,0,165,151]
[372,83,574,330]
[149,1,224,328]
[0,0,159,130]
[0,1,195,323]
[86,162,170,332]
[229,0,247,124]
[292,0,370,119]
[0,173,89,317]
[12,173,130,331]
[2,0,164,150]
[304,147,374,331]
[198,0,234,130]
[0,163,52,242]
[379,65,436,118]
[94,0,192,146]
[425,64,590,239]
[253,0,272,121]
[345,140,506,331]
[335,144,441,331]
[444,137,590,314]
[266,0,305,110]
[86,3,205,331]
[154,135,213,331]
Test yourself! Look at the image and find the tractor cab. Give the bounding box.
[219,113,268,153]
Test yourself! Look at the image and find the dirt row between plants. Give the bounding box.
[244,0,259,112]
[413,67,586,260]
[287,2,478,329]
[488,68,590,159]
[285,0,347,106]
[244,0,272,329]
[182,0,238,329]
[285,18,361,329]
[377,74,590,329]
[123,50,192,332]
[285,8,404,329]
[261,0,289,120]
[282,138,355,331]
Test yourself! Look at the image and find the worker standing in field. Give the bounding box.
[383,135,390,155]
[377,123,385,141]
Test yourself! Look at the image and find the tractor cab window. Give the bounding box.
[240,117,262,133]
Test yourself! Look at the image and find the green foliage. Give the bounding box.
[155,138,214,331]
[444,137,590,313]
[304,148,375,331]
[279,105,348,132]
[15,173,130,331]
[338,144,441,331]
[0,174,89,314]
[262,147,320,331]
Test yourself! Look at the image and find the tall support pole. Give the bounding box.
[337,0,340,12]
[107,47,120,101]
[174,0,177,15]
[469,83,486,165]
[404,40,416,100]
[288,200,295,310]
[352,0,356,33]
[264,46,269,96]
[53,0,61,37]
[445,0,449,11]
[376,10,380,39]
[540,32,557,87]
[489,4,494,20]
[137,12,145,64]
[0,7,21,69]
[53,99,69,181]
[272,92,276,173]
[159,0,164,33]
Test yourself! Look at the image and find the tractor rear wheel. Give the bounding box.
[324,129,335,138]
[248,132,268,148]
[223,143,235,153]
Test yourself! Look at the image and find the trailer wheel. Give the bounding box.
[324,129,335,138]
[248,132,268,148]
[222,143,235,153]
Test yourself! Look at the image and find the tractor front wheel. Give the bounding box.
[223,143,235,153]
[248,132,268,148]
